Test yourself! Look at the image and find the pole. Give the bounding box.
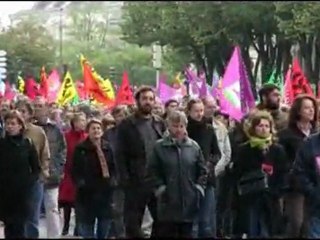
[59,8,63,72]
[156,68,160,90]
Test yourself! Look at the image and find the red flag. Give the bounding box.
[4,81,15,101]
[25,77,40,100]
[81,57,115,106]
[116,71,134,105]
[283,67,294,105]
[291,58,314,98]
[39,66,49,99]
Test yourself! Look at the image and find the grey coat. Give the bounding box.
[146,136,207,223]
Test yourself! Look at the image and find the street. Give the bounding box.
[0,212,76,238]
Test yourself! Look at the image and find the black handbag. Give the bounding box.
[237,169,269,196]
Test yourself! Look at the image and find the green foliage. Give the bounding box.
[0,19,56,82]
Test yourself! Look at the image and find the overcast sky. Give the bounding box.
[0,1,34,26]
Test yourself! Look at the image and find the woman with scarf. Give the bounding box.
[59,112,87,236]
[72,119,116,239]
[232,111,287,238]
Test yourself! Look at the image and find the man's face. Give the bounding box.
[265,89,281,110]
[34,98,48,119]
[152,102,164,117]
[166,101,179,113]
[204,98,219,118]
[17,105,32,122]
[0,100,10,117]
[168,121,186,140]
[137,91,155,115]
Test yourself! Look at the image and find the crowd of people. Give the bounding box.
[0,83,319,238]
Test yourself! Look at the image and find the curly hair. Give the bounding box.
[247,110,277,140]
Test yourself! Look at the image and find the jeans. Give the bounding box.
[25,180,44,238]
[109,188,125,238]
[193,186,216,238]
[247,200,269,238]
[44,187,61,238]
[308,216,320,238]
[78,218,112,238]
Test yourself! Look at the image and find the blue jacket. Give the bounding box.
[293,133,320,215]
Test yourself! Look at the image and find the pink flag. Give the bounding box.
[158,73,186,103]
[47,69,61,103]
[220,46,255,121]
[25,77,40,100]
[4,81,15,101]
[199,78,208,98]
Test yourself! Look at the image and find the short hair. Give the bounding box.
[166,110,188,126]
[247,110,276,138]
[4,110,26,132]
[102,114,116,130]
[70,112,86,130]
[86,118,102,132]
[164,99,179,108]
[111,105,129,117]
[186,98,203,112]
[258,84,279,101]
[16,100,34,116]
[134,86,155,102]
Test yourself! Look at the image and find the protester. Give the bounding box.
[116,86,166,238]
[0,110,40,238]
[256,84,288,131]
[163,99,179,119]
[186,99,221,238]
[72,119,116,239]
[278,94,318,237]
[104,105,129,238]
[59,112,87,236]
[232,111,287,238]
[146,110,207,238]
[16,100,51,239]
[33,96,66,238]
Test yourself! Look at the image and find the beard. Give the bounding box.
[266,99,280,110]
[138,103,153,115]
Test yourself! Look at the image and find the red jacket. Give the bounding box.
[59,129,87,204]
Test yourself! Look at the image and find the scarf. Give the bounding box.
[249,135,272,150]
[93,141,110,178]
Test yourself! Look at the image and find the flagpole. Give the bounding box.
[59,8,63,72]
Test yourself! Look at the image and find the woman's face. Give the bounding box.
[300,98,315,123]
[254,119,271,138]
[88,123,103,140]
[74,115,87,131]
[5,118,23,136]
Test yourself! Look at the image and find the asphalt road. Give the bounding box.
[0,212,76,238]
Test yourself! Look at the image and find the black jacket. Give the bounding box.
[278,126,316,192]
[187,117,221,186]
[116,113,166,187]
[0,135,40,220]
[293,133,320,217]
[71,138,116,218]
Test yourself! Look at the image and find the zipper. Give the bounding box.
[176,145,185,213]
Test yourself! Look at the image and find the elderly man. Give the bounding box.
[202,96,232,237]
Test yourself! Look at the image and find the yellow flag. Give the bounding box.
[17,76,25,93]
[172,72,183,85]
[56,71,77,106]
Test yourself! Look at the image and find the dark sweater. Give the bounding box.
[187,117,221,185]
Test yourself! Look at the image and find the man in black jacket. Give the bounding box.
[116,86,166,238]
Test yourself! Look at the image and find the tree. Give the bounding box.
[0,19,57,82]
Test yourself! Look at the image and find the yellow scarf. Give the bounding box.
[249,135,272,149]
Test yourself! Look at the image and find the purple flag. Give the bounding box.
[158,73,186,103]
[220,46,256,121]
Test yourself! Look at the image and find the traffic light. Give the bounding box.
[0,50,7,81]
